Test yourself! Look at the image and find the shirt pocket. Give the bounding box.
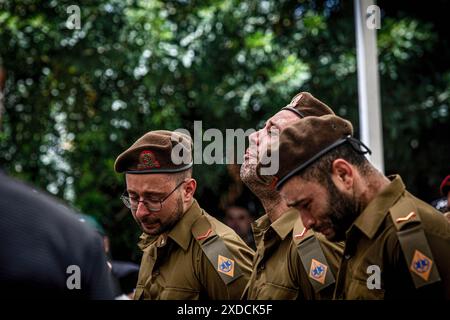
[346,278,385,300]
[255,282,298,300]
[160,286,200,300]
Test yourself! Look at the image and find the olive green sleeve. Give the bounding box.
[316,235,344,276]
[195,234,254,300]
[315,235,344,299]
[288,241,316,300]
[221,232,255,278]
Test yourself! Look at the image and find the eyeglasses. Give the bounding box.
[121,180,187,212]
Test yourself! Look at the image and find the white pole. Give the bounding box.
[354,0,384,172]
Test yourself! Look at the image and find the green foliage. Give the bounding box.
[1,0,449,261]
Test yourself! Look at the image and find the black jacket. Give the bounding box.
[0,171,115,299]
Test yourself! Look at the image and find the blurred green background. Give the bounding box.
[1,0,449,262]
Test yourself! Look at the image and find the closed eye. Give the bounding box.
[288,199,310,211]
[127,191,139,199]
[301,202,311,211]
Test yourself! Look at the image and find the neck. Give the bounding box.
[260,194,290,224]
[358,170,391,209]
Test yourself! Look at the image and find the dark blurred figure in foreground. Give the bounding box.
[224,206,256,250]
[0,68,115,299]
[78,214,139,299]
[0,173,116,299]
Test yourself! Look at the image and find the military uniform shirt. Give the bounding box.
[334,175,450,299]
[243,208,343,300]
[134,199,254,300]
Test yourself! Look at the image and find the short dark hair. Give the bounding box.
[299,143,372,185]
[173,167,193,184]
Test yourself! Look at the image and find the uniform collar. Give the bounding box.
[252,208,298,241]
[251,214,270,246]
[252,214,270,232]
[137,199,202,252]
[270,208,298,240]
[166,199,202,251]
[352,175,405,239]
[137,233,157,251]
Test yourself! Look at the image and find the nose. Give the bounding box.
[258,130,270,155]
[135,201,150,220]
[300,212,316,230]
[248,131,259,160]
[249,131,259,147]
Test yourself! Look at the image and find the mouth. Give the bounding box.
[142,220,159,229]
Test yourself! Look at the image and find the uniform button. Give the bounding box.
[258,264,265,271]
[152,269,160,276]
[344,254,351,260]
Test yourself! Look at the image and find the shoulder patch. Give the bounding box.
[390,197,441,288]
[296,235,335,293]
[292,217,335,292]
[410,250,433,281]
[397,225,441,288]
[309,258,328,285]
[217,255,235,277]
[201,235,243,285]
[192,215,243,285]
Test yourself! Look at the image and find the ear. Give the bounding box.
[182,178,197,202]
[330,159,354,194]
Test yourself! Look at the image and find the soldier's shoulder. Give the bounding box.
[291,215,312,245]
[190,211,247,285]
[387,192,447,289]
[390,192,450,239]
[419,208,450,240]
[190,210,245,245]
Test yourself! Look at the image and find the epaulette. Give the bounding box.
[192,214,243,285]
[292,217,336,292]
[390,197,441,288]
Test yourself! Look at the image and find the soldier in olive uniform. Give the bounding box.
[273,115,450,299]
[114,130,254,300]
[240,92,343,300]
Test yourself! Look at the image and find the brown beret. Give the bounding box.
[114,130,193,174]
[281,92,335,118]
[271,115,370,190]
[255,92,335,182]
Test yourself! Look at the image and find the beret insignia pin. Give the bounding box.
[138,150,160,170]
